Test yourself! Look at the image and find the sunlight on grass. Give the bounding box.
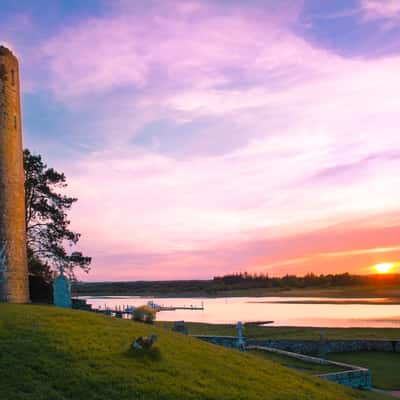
[0,305,392,400]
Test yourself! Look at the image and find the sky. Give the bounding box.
[1,0,400,281]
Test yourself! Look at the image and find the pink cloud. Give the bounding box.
[361,0,400,20]
[77,214,400,281]
[39,1,307,100]
[9,0,400,280]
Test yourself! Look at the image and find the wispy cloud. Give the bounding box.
[2,0,400,279]
[39,1,306,100]
[361,0,400,21]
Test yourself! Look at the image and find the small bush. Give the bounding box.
[132,305,156,324]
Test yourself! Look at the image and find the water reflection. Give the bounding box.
[81,296,400,327]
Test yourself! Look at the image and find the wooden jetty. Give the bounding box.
[157,305,204,311]
[95,301,204,316]
[72,298,204,318]
[147,301,204,312]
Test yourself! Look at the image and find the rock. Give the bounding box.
[172,321,188,335]
[131,335,157,350]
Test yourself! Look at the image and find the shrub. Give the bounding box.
[132,305,156,324]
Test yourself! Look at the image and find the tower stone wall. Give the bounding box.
[0,45,29,303]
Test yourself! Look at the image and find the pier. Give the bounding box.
[72,298,205,318]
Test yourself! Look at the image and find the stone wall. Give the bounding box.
[247,345,371,390]
[247,339,319,354]
[247,339,400,355]
[195,336,373,390]
[194,336,400,355]
[328,339,400,353]
[0,45,29,303]
[319,369,371,389]
[193,335,241,349]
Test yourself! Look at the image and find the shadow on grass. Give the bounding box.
[126,347,163,362]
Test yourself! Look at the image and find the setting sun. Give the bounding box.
[373,263,394,274]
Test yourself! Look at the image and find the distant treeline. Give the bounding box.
[73,272,400,297]
[73,280,213,297]
[212,272,400,289]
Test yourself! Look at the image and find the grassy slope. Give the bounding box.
[0,305,391,400]
[157,321,400,340]
[248,350,347,375]
[159,322,400,390]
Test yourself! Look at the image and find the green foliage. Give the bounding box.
[132,305,156,324]
[24,149,91,279]
[0,305,390,400]
[213,272,400,290]
[27,253,53,303]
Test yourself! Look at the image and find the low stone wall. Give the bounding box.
[193,335,241,348]
[247,345,371,390]
[194,336,374,389]
[247,339,318,355]
[247,339,400,355]
[194,336,400,355]
[328,340,400,353]
[319,369,371,389]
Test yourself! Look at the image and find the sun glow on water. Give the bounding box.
[373,263,394,274]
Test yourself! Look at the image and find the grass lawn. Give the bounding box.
[0,304,393,400]
[157,321,400,340]
[248,349,346,375]
[249,349,400,391]
[329,352,400,390]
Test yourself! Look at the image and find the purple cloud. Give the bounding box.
[2,1,400,279]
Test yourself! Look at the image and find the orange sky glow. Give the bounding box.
[3,1,400,280]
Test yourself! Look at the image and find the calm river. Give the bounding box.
[82,296,400,328]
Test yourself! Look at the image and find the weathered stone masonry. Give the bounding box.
[194,336,400,355]
[194,336,373,390]
[0,45,29,303]
[246,345,372,390]
[246,339,400,355]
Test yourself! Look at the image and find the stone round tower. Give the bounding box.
[0,45,29,303]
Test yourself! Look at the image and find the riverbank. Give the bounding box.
[156,321,400,339]
[249,298,400,305]
[72,279,400,299]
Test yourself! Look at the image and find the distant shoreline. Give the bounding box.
[73,286,400,300]
[72,275,400,300]
[77,295,400,305]
[248,299,400,305]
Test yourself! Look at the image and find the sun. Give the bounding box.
[373,263,394,274]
